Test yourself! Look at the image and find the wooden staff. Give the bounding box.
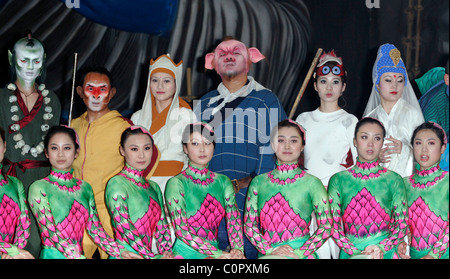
[288,48,323,119]
[68,53,78,126]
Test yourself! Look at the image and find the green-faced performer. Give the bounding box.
[0,31,61,258]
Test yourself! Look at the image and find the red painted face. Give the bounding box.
[81,72,112,112]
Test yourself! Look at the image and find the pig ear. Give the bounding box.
[248,47,265,63]
[204,53,215,70]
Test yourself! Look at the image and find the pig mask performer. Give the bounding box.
[194,37,287,259]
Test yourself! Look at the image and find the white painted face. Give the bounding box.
[13,40,45,85]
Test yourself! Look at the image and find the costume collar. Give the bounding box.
[409,163,448,189]
[268,162,305,185]
[44,168,82,192]
[348,158,387,180]
[118,163,150,189]
[181,161,215,185]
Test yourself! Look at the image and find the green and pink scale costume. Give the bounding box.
[105,163,172,259]
[404,163,449,259]
[328,158,408,259]
[244,162,333,259]
[165,162,244,259]
[28,168,128,259]
[0,164,31,256]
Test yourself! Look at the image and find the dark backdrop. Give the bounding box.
[0,0,448,122]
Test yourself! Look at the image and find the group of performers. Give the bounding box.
[0,33,448,260]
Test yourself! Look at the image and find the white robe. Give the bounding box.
[296,108,358,259]
[364,98,424,177]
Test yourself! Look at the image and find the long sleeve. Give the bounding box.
[28,181,85,259]
[377,177,408,253]
[165,176,222,257]
[151,182,173,254]
[328,176,360,256]
[13,180,31,249]
[105,181,157,258]
[223,178,244,251]
[428,213,449,259]
[295,181,333,258]
[243,179,274,254]
[85,186,126,258]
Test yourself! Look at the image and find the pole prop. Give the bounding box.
[288,48,323,119]
[68,53,78,126]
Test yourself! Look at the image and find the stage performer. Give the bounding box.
[328,117,408,259]
[363,43,424,177]
[0,33,61,258]
[194,37,287,258]
[105,126,173,259]
[70,66,133,259]
[295,50,357,258]
[398,122,448,259]
[0,127,33,259]
[418,61,449,171]
[244,120,332,259]
[165,122,245,259]
[131,54,196,194]
[28,125,142,259]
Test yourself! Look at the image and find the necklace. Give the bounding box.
[7,83,53,157]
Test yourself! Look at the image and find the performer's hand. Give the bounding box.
[384,137,402,155]
[161,250,175,259]
[397,241,410,259]
[271,245,299,259]
[1,248,34,259]
[229,249,245,259]
[361,245,383,259]
[217,251,233,259]
[121,251,143,259]
[421,255,434,259]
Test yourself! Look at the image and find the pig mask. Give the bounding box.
[204,40,265,78]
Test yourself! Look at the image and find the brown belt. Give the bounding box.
[231,176,253,193]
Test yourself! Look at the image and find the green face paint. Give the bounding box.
[13,39,45,88]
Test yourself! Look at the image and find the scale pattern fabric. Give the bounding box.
[27,168,126,259]
[105,164,172,259]
[244,162,332,258]
[328,159,408,259]
[165,162,244,258]
[0,166,31,256]
[404,163,449,259]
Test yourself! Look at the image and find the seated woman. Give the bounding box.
[399,122,448,259]
[28,125,141,259]
[244,120,332,259]
[164,122,244,259]
[105,126,173,259]
[0,127,33,259]
[328,117,408,259]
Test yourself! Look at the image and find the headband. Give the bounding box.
[287,119,306,142]
[130,125,154,142]
[61,125,80,147]
[314,50,345,78]
[430,122,448,145]
[192,122,215,134]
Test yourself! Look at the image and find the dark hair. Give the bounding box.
[354,117,386,139]
[44,125,80,151]
[270,119,306,170]
[270,119,306,146]
[411,122,447,147]
[120,127,154,148]
[76,66,114,88]
[182,123,216,147]
[0,126,5,143]
[314,61,347,84]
